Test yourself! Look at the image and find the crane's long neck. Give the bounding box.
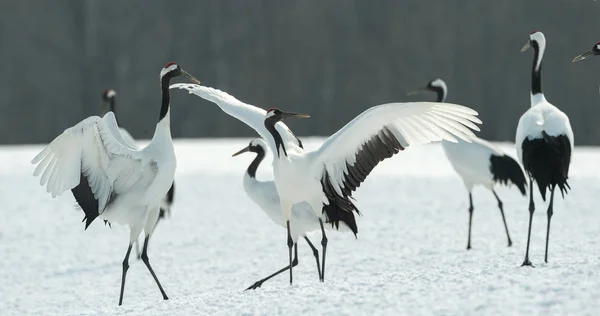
[265,118,287,158]
[246,146,266,179]
[109,98,119,125]
[152,78,172,143]
[530,41,544,104]
[435,87,447,103]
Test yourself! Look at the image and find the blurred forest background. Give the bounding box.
[2,0,600,145]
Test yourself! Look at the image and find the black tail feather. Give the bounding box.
[71,173,100,230]
[521,132,571,201]
[490,154,527,195]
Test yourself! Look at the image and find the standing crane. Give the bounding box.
[32,62,200,305]
[517,31,573,266]
[408,78,526,250]
[233,138,356,289]
[171,83,481,284]
[101,89,176,257]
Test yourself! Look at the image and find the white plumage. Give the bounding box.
[171,83,482,285]
[100,89,176,255]
[517,31,573,267]
[409,78,527,250]
[233,138,352,289]
[32,62,200,305]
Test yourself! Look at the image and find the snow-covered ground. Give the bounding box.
[1,138,599,315]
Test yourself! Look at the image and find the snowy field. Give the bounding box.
[1,138,599,315]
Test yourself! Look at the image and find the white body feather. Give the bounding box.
[241,143,350,242]
[172,84,481,221]
[32,111,175,239]
[515,94,574,164]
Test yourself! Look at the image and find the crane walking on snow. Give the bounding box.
[408,78,526,250]
[32,62,200,305]
[101,89,177,258]
[517,31,573,266]
[233,138,357,289]
[171,83,482,285]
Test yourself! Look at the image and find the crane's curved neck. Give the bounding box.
[247,146,266,178]
[434,87,447,102]
[264,118,287,158]
[152,77,172,144]
[109,98,116,113]
[530,41,544,98]
[109,98,119,125]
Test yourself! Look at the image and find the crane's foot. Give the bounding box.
[507,240,513,247]
[521,259,534,267]
[245,281,264,291]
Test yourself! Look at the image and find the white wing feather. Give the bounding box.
[31,113,157,212]
[313,102,481,196]
[170,83,303,153]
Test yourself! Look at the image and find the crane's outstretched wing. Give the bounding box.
[118,127,138,149]
[32,112,157,228]
[170,83,304,152]
[312,102,481,198]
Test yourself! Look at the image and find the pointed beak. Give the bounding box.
[232,145,251,157]
[521,41,531,52]
[181,70,201,85]
[572,50,594,63]
[406,87,428,96]
[282,111,310,119]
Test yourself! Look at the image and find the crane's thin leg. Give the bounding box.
[286,220,294,285]
[141,235,169,300]
[303,236,322,281]
[522,178,535,267]
[245,244,298,290]
[118,244,133,306]
[135,240,141,260]
[319,219,328,282]
[466,193,474,250]
[493,190,513,247]
[544,185,556,264]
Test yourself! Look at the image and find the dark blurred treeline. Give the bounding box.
[2,0,600,145]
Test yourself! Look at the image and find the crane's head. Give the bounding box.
[572,41,600,63]
[406,78,447,102]
[407,78,447,95]
[521,30,546,53]
[160,62,201,85]
[101,89,117,115]
[265,108,310,123]
[102,89,116,102]
[232,138,268,157]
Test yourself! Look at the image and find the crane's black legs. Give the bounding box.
[319,219,328,282]
[287,220,294,285]
[466,193,474,250]
[493,190,513,247]
[118,244,133,306]
[141,235,169,301]
[135,241,141,259]
[245,244,298,290]
[303,236,322,281]
[522,178,535,267]
[544,185,556,263]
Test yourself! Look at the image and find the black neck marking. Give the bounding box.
[109,98,120,125]
[264,117,287,157]
[247,145,266,178]
[159,77,172,121]
[530,41,542,95]
[433,87,446,102]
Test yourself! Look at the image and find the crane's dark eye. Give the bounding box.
[594,43,600,53]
